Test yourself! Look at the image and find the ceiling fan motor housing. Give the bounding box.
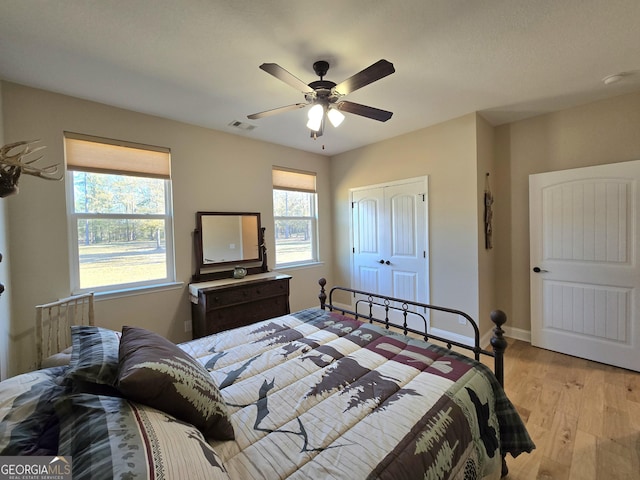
[307,61,340,105]
[306,82,340,105]
[312,60,330,78]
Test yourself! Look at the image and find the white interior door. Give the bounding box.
[352,186,385,294]
[351,178,428,330]
[530,160,640,372]
[385,182,428,302]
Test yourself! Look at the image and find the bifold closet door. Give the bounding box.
[351,178,428,330]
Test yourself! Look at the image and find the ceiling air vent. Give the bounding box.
[228,120,257,131]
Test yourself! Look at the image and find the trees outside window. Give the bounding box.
[65,134,175,293]
[272,168,318,266]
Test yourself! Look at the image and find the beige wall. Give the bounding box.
[5,79,638,376]
[2,82,332,376]
[331,113,485,335]
[0,82,10,380]
[475,115,497,335]
[495,90,640,334]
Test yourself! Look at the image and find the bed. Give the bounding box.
[0,279,534,479]
[35,291,95,368]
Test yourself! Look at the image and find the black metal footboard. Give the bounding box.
[317,278,510,477]
[316,278,507,388]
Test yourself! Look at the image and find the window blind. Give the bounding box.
[64,132,171,179]
[272,167,316,193]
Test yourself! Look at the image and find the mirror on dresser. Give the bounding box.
[190,211,290,339]
[192,211,268,282]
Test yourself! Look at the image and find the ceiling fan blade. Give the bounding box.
[259,63,312,93]
[333,59,395,96]
[247,103,307,120]
[337,101,393,122]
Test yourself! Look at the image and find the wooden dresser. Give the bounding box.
[189,273,291,339]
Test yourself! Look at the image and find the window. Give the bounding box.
[65,132,175,293]
[272,167,318,266]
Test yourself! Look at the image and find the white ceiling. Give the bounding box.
[1,0,639,156]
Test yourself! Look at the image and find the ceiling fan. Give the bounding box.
[247,59,395,138]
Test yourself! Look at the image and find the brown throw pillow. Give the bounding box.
[116,326,234,440]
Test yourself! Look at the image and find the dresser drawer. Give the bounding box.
[190,274,292,339]
[205,296,290,334]
[203,278,289,310]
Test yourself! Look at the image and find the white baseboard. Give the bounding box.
[504,326,531,343]
[429,327,474,347]
[416,326,533,351]
[480,330,493,350]
[480,326,531,349]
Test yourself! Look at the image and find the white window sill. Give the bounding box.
[273,261,325,271]
[81,282,184,301]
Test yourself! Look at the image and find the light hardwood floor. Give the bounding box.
[496,339,640,480]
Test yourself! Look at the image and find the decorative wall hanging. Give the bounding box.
[0,140,62,198]
[484,172,493,249]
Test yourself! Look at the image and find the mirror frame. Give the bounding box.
[192,211,268,282]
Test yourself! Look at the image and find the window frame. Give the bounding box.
[272,167,319,268]
[65,134,176,295]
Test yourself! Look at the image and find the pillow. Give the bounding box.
[0,367,68,456]
[41,346,73,368]
[65,326,121,386]
[116,326,234,440]
[56,394,230,480]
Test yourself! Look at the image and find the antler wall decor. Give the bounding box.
[0,140,62,198]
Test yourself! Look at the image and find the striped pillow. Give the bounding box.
[66,326,121,386]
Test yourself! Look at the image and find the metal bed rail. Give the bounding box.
[317,278,507,388]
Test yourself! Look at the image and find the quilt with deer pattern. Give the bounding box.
[0,307,534,480]
[182,308,534,479]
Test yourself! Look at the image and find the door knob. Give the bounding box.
[378,260,391,265]
[532,267,548,273]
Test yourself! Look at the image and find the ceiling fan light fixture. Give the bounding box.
[307,103,324,131]
[327,107,345,127]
